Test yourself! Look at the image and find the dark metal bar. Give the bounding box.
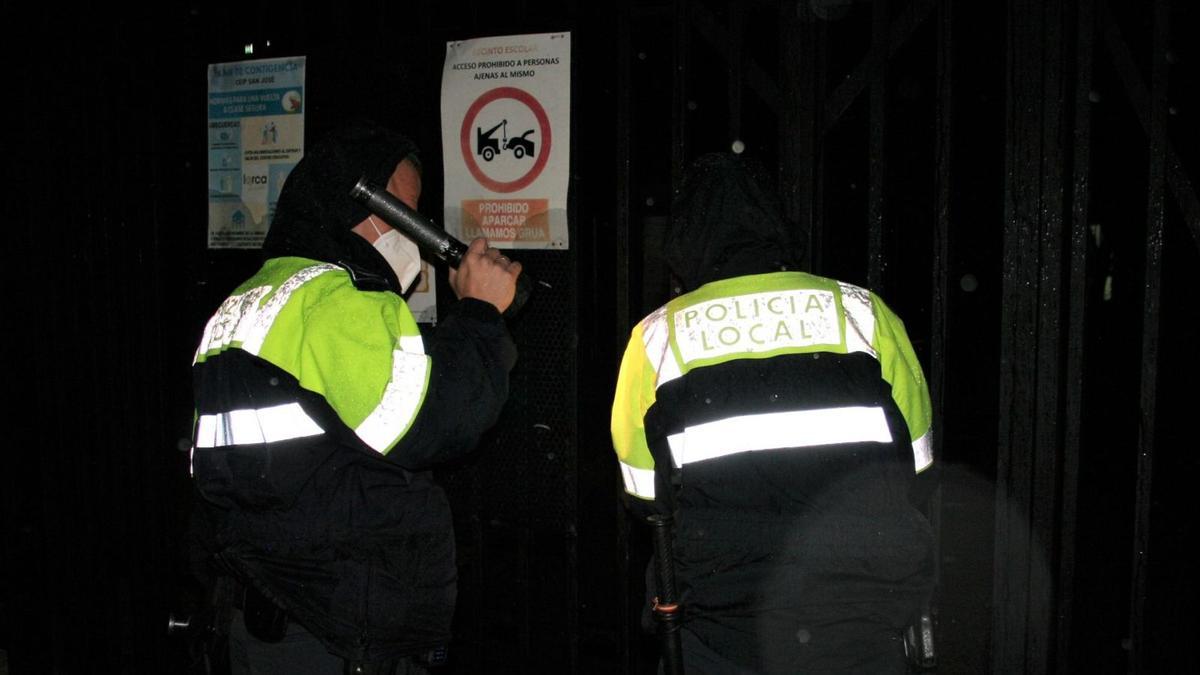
[673,0,690,198]
[994,0,1044,669]
[470,516,485,667]
[1129,1,1170,671]
[615,3,635,672]
[929,0,953,602]
[617,506,636,675]
[780,1,821,272]
[520,525,532,666]
[867,0,889,291]
[1059,0,1097,670]
[778,2,801,265]
[991,0,1079,668]
[810,14,826,277]
[1098,1,1200,253]
[1030,0,1069,669]
[615,1,633,369]
[689,3,780,117]
[566,529,580,672]
[823,0,936,137]
[727,1,744,145]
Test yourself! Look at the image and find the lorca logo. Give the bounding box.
[673,290,841,362]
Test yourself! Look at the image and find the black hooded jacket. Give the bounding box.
[664,152,801,292]
[262,121,414,294]
[191,121,515,662]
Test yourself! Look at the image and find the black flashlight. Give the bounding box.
[350,176,534,316]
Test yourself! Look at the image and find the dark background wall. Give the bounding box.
[4,1,1198,673]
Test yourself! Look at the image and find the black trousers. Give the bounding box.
[657,623,910,675]
[228,609,430,675]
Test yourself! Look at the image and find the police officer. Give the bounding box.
[190,120,520,674]
[611,152,936,673]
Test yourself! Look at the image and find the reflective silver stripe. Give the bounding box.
[194,286,272,363]
[240,265,339,355]
[398,334,425,354]
[913,431,933,473]
[668,406,894,466]
[355,349,430,453]
[640,307,682,390]
[194,264,339,361]
[194,402,324,448]
[620,462,657,499]
[839,282,877,359]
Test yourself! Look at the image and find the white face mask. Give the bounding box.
[369,216,422,293]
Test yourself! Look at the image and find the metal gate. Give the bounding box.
[614,1,1199,672]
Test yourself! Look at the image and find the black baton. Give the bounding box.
[350,176,535,316]
[648,514,685,675]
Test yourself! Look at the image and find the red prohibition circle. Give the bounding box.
[459,86,552,193]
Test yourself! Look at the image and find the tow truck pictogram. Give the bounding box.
[475,119,536,161]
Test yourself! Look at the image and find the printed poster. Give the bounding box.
[207,56,306,249]
[441,32,571,250]
[406,262,438,325]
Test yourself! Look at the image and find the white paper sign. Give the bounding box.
[441,33,571,250]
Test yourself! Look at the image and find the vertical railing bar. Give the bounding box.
[672,0,690,198]
[1096,2,1200,254]
[728,1,744,146]
[1058,0,1097,670]
[1128,1,1169,671]
[867,0,889,291]
[614,4,634,669]
[994,0,1043,669]
[930,0,954,605]
[1029,0,1068,667]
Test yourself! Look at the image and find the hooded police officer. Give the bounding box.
[612,152,936,674]
[190,120,519,674]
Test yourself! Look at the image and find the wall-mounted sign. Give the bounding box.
[441,33,571,250]
[207,56,306,249]
[406,262,438,325]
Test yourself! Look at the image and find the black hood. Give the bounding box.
[665,152,802,292]
[263,120,419,294]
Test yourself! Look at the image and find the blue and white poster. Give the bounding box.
[207,56,306,249]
